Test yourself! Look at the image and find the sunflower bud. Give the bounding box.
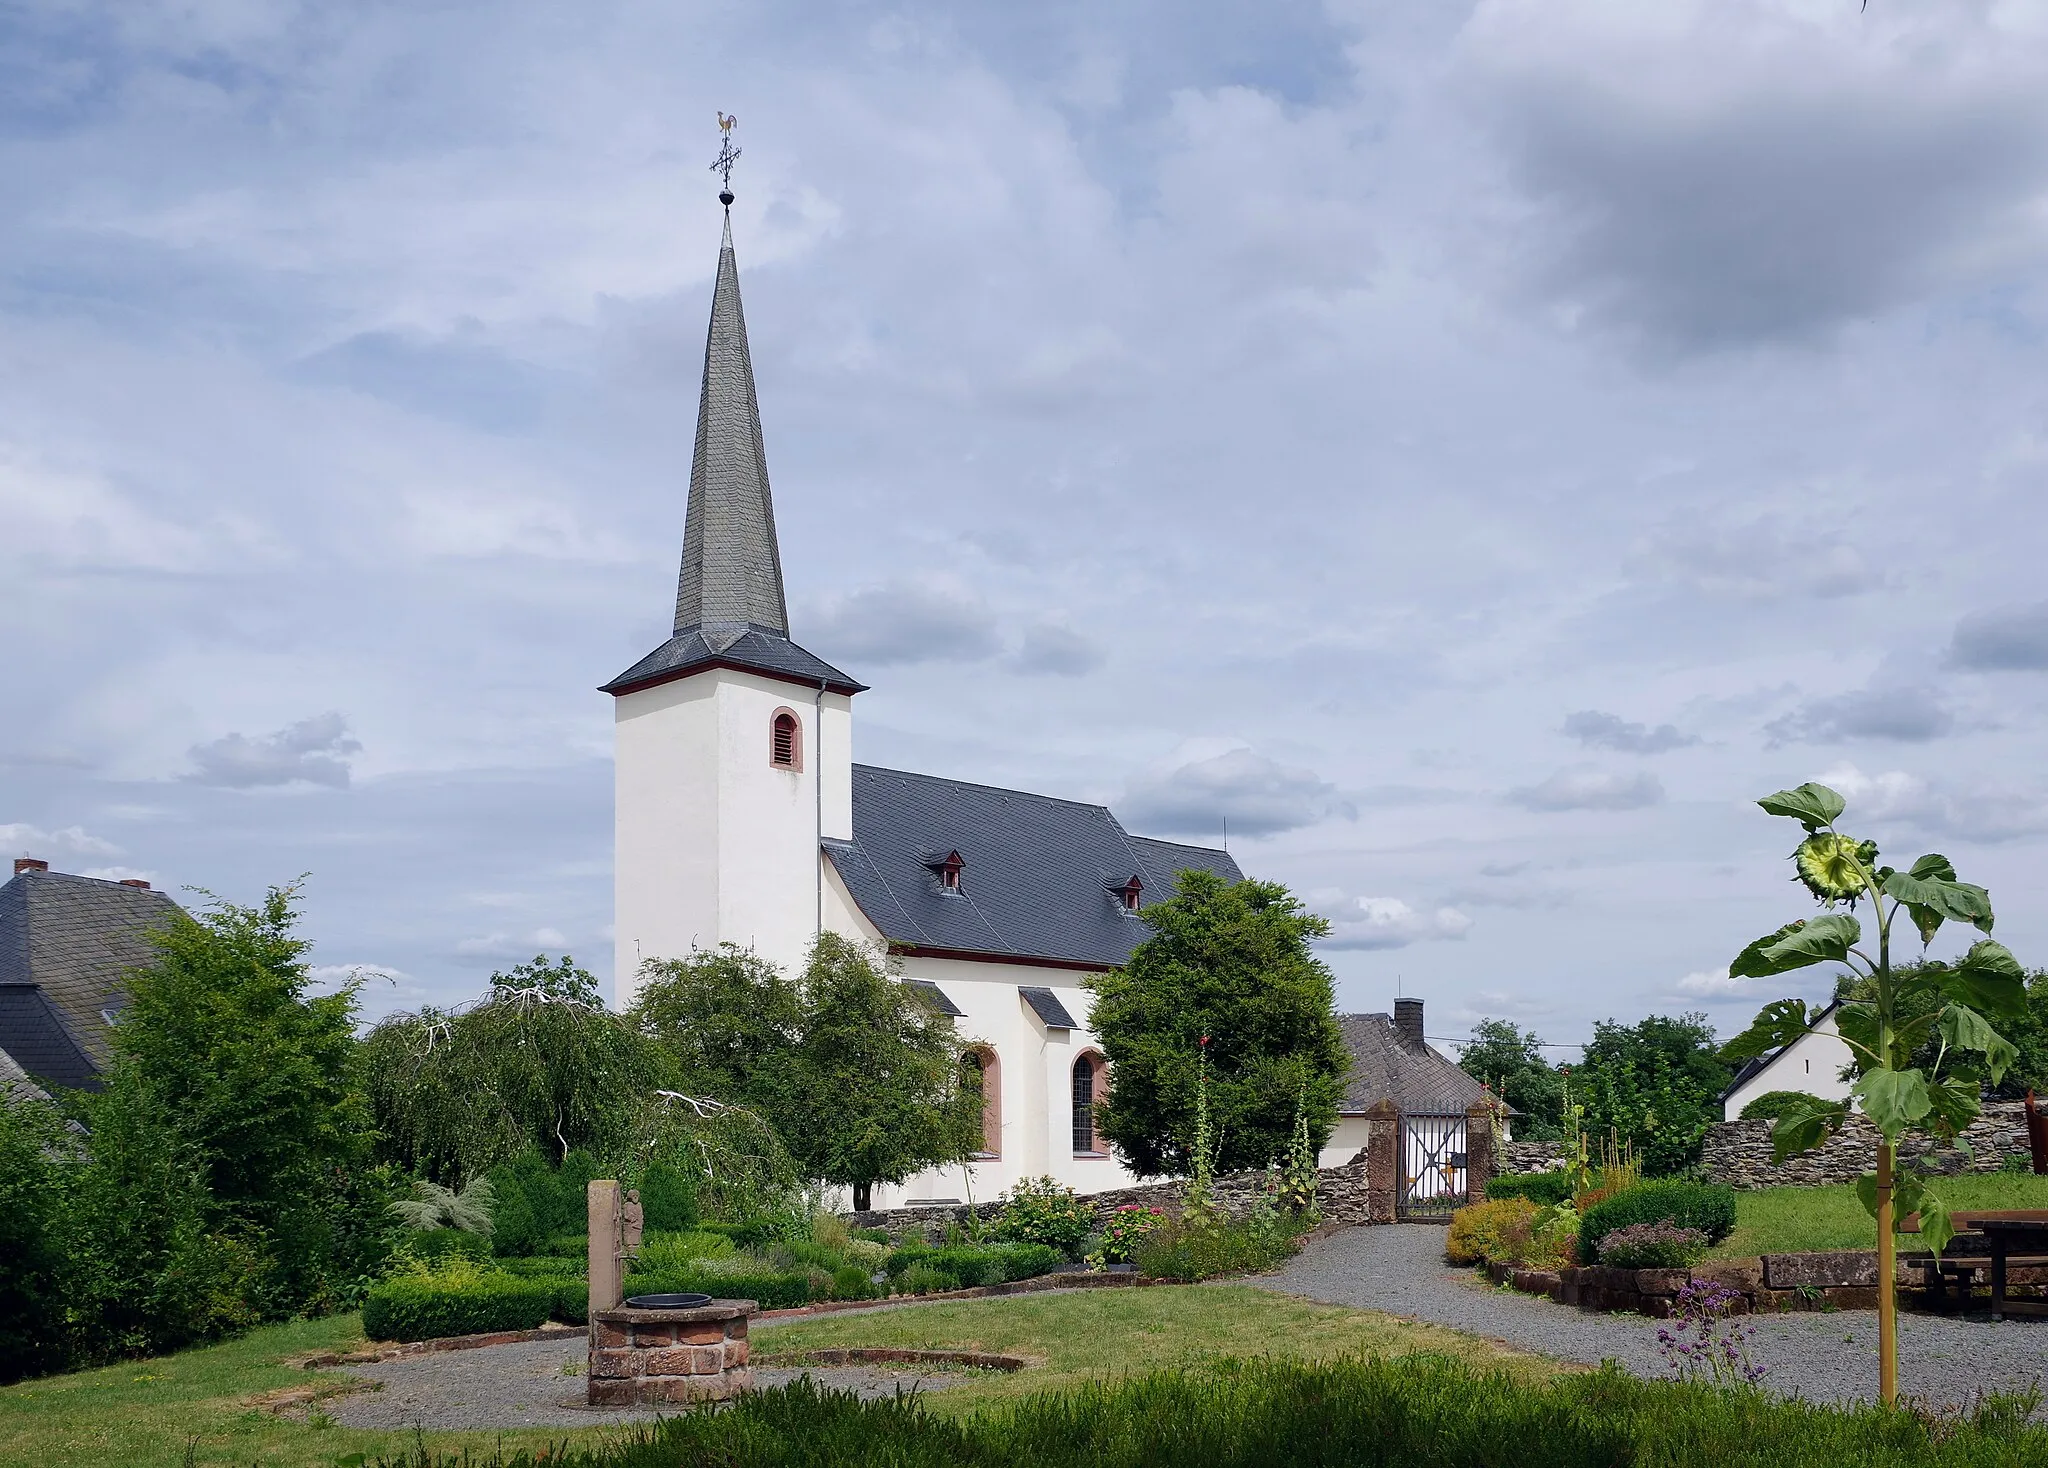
[1793,832,1869,904]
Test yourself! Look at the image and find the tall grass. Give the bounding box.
[366,1353,2048,1467]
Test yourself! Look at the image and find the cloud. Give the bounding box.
[454,928,571,958]
[1673,969,1754,999]
[1628,514,1871,600]
[1508,767,1663,812]
[1011,622,1103,676]
[1562,710,1698,754]
[1764,685,1952,746]
[1949,602,2048,671]
[1120,747,1346,838]
[184,713,361,789]
[1818,764,2048,845]
[1319,896,1475,952]
[0,823,122,859]
[803,578,1001,667]
[79,866,157,884]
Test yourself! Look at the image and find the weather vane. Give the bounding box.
[712,112,741,206]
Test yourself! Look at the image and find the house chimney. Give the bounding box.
[119,878,151,890]
[13,857,49,876]
[1394,998,1425,1050]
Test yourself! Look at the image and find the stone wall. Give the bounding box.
[1701,1100,2032,1190]
[588,1302,753,1406]
[1499,1140,1566,1175]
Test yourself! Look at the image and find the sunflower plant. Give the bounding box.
[1720,781,2027,1402]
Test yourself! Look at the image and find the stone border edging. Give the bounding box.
[754,1270,1162,1320]
[295,1321,584,1368]
[756,1347,1028,1372]
[1480,1251,2048,1317]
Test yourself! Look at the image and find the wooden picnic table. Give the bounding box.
[1972,1217,2048,1322]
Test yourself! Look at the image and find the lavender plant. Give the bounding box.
[1656,1279,1766,1386]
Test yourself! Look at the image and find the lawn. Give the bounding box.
[0,1287,1554,1465]
[750,1284,1564,1414]
[1710,1173,2048,1258]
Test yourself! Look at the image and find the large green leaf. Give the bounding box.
[1758,783,1846,831]
[1881,869,1994,936]
[1910,853,1958,881]
[1718,998,1812,1063]
[1855,1066,1931,1139]
[1834,1001,1880,1072]
[1900,855,1962,944]
[1729,922,1811,980]
[1890,1010,1940,1069]
[1941,940,2028,1020]
[1924,1067,1985,1139]
[1759,912,1860,969]
[1852,1169,1950,1252]
[1771,1095,1848,1162]
[1937,1005,2017,1086]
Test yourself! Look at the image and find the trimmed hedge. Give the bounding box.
[622,1270,817,1311]
[1482,1172,1575,1206]
[883,1242,1064,1287]
[406,1227,493,1263]
[362,1275,552,1342]
[1580,1180,1737,1262]
[497,1256,585,1278]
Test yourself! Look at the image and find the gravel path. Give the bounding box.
[1248,1225,2048,1411]
[321,1338,969,1431]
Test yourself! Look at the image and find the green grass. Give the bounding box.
[1711,1174,2048,1258]
[752,1284,1562,1413]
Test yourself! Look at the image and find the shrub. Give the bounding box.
[1096,1205,1166,1264]
[1483,1172,1574,1207]
[893,1262,961,1296]
[634,1231,736,1275]
[1738,1090,1830,1123]
[637,1160,701,1233]
[1599,1221,1710,1269]
[407,1227,492,1264]
[992,1176,1091,1256]
[496,1256,585,1278]
[700,1219,779,1251]
[1132,1216,1302,1281]
[830,1264,878,1300]
[1580,1181,1737,1262]
[852,1227,892,1244]
[621,1270,816,1311]
[546,1277,588,1325]
[843,1238,887,1269]
[987,1242,1064,1281]
[1445,1197,1538,1267]
[361,1275,552,1342]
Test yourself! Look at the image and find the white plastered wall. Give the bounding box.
[1721,1008,1854,1121]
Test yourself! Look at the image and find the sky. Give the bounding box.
[6,0,2048,1054]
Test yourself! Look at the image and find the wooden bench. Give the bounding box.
[1901,1211,2048,1314]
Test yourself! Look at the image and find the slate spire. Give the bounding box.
[673,212,789,637]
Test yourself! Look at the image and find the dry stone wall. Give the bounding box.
[1701,1100,2033,1189]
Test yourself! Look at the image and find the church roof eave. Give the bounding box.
[602,627,867,698]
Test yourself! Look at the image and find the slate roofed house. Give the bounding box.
[1317,999,1506,1168]
[0,858,181,1093]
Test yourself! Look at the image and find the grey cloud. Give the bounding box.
[1949,602,2048,671]
[184,714,360,789]
[0,822,122,858]
[1121,748,1346,838]
[1320,896,1474,952]
[1509,767,1663,812]
[803,580,1002,667]
[1563,710,1698,754]
[1012,622,1103,676]
[1629,515,1871,600]
[1821,766,2048,846]
[1764,685,1952,746]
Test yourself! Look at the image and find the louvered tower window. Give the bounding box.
[770,710,801,770]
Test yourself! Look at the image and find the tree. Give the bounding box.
[631,943,803,1117]
[1720,781,2025,1404]
[1089,870,1349,1178]
[1459,1019,1564,1140]
[108,882,384,1311]
[363,956,673,1181]
[783,933,983,1211]
[1576,1012,1730,1176]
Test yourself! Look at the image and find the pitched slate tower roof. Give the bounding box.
[603,214,864,698]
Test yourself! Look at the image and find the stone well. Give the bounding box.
[587,1301,755,1406]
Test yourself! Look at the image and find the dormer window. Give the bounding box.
[769,709,802,770]
[929,850,965,893]
[1116,874,1143,913]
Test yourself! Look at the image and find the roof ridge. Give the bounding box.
[853,764,1119,816]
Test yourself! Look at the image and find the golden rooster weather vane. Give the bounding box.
[712,113,741,206]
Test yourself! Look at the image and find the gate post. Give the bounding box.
[1465,1098,1499,1203]
[1364,1101,1399,1224]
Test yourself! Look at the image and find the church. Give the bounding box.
[602,205,1246,1210]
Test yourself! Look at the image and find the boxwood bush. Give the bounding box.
[1580,1180,1737,1263]
[362,1275,552,1342]
[621,1270,816,1311]
[881,1242,1063,1288]
[496,1256,585,1278]
[1483,1172,1575,1207]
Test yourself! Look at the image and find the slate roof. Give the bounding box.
[824,764,1244,970]
[1336,1012,1495,1116]
[1019,986,1079,1028]
[0,984,100,1092]
[0,868,181,1073]
[602,624,865,697]
[902,979,963,1017]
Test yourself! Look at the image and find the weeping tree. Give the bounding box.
[1720,782,2027,1404]
[362,956,674,1181]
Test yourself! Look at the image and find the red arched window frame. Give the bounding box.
[769,708,802,771]
[1072,1051,1107,1157]
[963,1046,1001,1158]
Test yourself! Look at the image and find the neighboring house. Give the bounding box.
[1719,1000,1854,1121]
[0,858,181,1093]
[1322,999,1504,1168]
[605,209,1262,1208]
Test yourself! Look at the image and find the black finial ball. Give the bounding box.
[719,190,734,207]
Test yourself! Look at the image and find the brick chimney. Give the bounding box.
[13,857,49,876]
[119,878,151,890]
[1394,998,1425,1050]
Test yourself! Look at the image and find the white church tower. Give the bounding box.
[604,209,865,1002]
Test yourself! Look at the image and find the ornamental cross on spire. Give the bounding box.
[712,112,741,205]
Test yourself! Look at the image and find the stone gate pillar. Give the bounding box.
[1364,1101,1399,1224]
[1465,1098,1500,1202]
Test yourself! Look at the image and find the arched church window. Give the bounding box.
[770,709,802,770]
[1072,1053,1105,1155]
[962,1047,1001,1158]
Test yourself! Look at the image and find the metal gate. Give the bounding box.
[1399,1113,1468,1219]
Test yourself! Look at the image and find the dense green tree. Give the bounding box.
[782,933,984,1211]
[363,956,673,1181]
[631,943,803,1116]
[1089,871,1349,1178]
[1575,1012,1729,1177]
[1458,1019,1564,1140]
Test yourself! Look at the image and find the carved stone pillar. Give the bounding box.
[1364,1101,1400,1224]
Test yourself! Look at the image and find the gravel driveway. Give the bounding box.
[321,1338,969,1432]
[1248,1225,2048,1411]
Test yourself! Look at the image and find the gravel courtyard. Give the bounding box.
[1249,1224,2048,1411]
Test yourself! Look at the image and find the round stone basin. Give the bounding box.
[623,1292,714,1310]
